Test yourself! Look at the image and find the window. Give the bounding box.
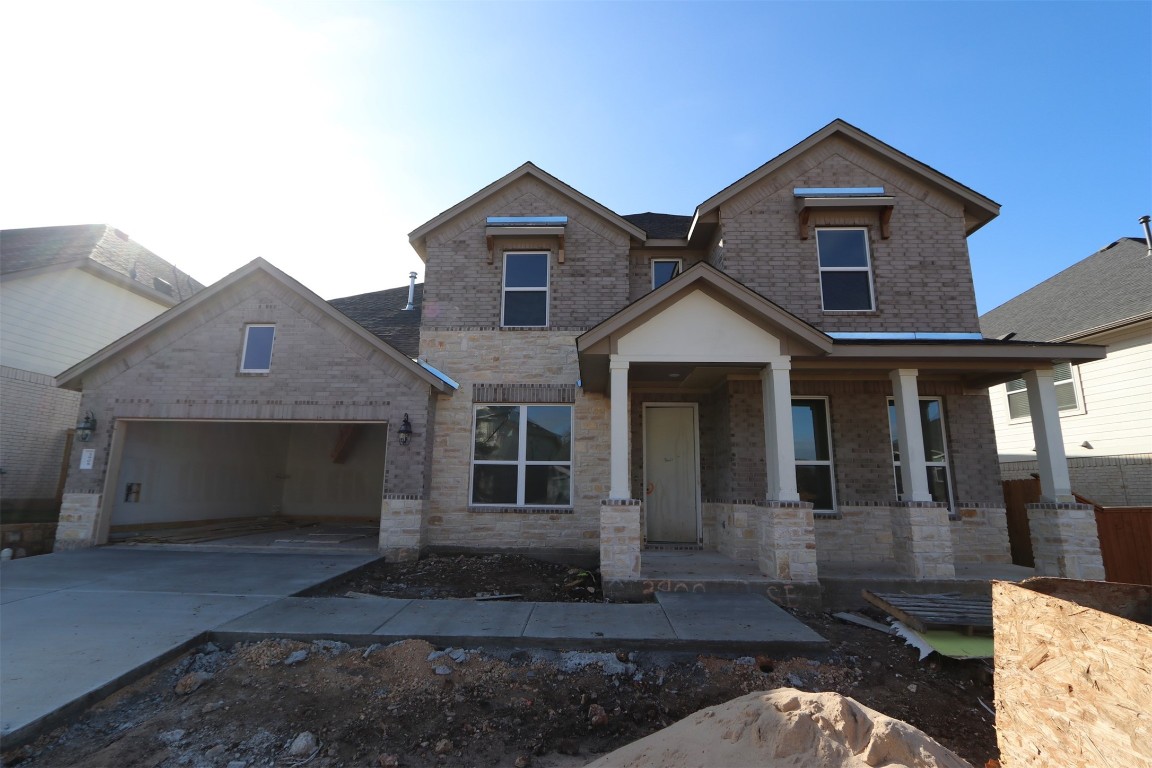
[816,228,875,311]
[502,252,549,327]
[651,259,682,289]
[472,404,572,506]
[792,398,836,512]
[240,324,276,372]
[887,397,954,507]
[1005,362,1078,419]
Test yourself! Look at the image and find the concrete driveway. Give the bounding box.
[0,548,377,746]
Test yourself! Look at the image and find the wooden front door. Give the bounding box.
[644,405,700,543]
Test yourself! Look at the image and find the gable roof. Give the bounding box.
[56,258,451,393]
[981,236,1152,342]
[0,224,205,303]
[408,162,647,259]
[691,119,1001,240]
[330,283,423,358]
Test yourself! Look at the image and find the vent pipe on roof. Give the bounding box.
[1140,215,1151,258]
[403,271,417,311]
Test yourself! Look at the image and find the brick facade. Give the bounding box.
[0,366,80,515]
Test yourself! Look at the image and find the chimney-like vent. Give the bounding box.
[1140,215,1151,258]
[403,272,417,311]
[153,277,174,296]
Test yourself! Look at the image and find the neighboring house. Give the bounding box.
[53,121,1107,596]
[981,235,1152,505]
[0,225,203,539]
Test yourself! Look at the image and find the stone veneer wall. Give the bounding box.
[950,504,1011,564]
[712,502,761,561]
[890,501,955,579]
[419,330,604,555]
[759,501,818,582]
[1026,503,1106,580]
[814,503,895,564]
[600,500,642,582]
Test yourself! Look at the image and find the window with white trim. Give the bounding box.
[887,397,954,508]
[792,398,836,512]
[502,252,549,327]
[816,228,875,311]
[651,259,682,289]
[1005,362,1079,419]
[240,324,276,372]
[471,404,572,506]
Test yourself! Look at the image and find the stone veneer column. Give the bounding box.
[890,501,956,579]
[758,501,818,582]
[54,493,103,551]
[1026,502,1105,580]
[379,495,425,561]
[600,499,642,582]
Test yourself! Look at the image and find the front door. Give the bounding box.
[644,405,700,543]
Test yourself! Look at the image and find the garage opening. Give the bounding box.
[105,420,387,551]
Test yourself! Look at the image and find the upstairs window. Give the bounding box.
[240,324,276,372]
[1005,362,1079,419]
[502,252,549,327]
[472,404,572,507]
[651,259,682,289]
[817,228,875,311]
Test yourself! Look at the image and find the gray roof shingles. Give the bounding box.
[329,283,423,359]
[980,237,1151,341]
[0,224,205,300]
[622,212,693,240]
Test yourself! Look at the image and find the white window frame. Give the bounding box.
[887,396,955,510]
[239,324,276,373]
[470,404,573,508]
[651,258,683,289]
[816,227,876,312]
[501,251,550,328]
[1005,362,1083,422]
[792,396,837,513]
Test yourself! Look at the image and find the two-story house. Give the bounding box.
[0,225,202,553]
[51,121,1106,599]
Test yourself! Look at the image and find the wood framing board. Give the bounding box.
[862,590,993,634]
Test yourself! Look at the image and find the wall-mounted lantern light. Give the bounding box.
[77,411,97,442]
[397,413,413,446]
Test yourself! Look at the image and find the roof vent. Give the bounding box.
[153,277,174,296]
[403,272,417,311]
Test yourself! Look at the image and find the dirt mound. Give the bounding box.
[584,688,973,768]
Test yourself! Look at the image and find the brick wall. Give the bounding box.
[0,366,80,512]
[1000,454,1152,506]
[419,329,604,555]
[422,177,633,331]
[714,136,980,334]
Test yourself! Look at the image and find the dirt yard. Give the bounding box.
[3,555,999,767]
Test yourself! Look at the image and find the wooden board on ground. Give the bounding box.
[862,590,993,635]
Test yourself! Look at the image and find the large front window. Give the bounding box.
[472,404,572,506]
[502,252,549,327]
[817,228,875,311]
[793,398,836,512]
[887,397,954,507]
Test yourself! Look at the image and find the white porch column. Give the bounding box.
[609,356,631,500]
[1024,368,1074,502]
[889,369,931,502]
[761,360,800,502]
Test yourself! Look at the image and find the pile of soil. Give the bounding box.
[305,553,603,602]
[4,555,1000,767]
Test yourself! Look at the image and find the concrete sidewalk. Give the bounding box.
[0,549,825,748]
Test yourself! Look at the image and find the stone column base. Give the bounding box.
[54,493,103,551]
[379,495,425,561]
[758,500,818,582]
[600,499,642,582]
[890,501,955,580]
[1026,503,1105,580]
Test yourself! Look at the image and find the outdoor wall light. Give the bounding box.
[76,411,97,442]
[397,413,413,446]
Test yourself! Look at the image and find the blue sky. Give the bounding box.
[2,1,1148,313]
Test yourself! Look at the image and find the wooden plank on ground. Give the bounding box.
[863,590,993,634]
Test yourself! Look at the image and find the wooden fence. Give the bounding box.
[1001,478,1151,585]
